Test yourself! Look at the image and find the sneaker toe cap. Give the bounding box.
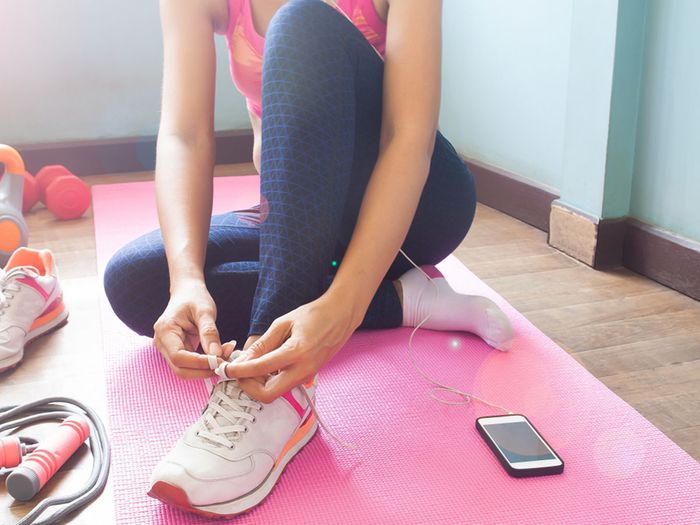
[150,446,273,506]
[0,327,25,361]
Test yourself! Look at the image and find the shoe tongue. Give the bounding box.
[3,266,40,282]
[205,351,255,440]
[218,377,245,399]
[214,348,250,396]
[1,267,36,294]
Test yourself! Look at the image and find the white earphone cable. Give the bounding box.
[398,249,513,415]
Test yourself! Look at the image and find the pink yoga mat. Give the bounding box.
[93,177,700,525]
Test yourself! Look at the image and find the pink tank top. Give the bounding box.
[225,0,387,118]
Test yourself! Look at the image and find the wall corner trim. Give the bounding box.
[461,156,559,232]
[624,219,700,301]
[548,200,627,269]
[15,129,254,176]
[456,155,699,300]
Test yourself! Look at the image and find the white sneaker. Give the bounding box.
[0,248,68,373]
[148,358,319,518]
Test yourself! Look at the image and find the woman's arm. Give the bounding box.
[156,0,221,285]
[326,0,442,326]
[152,0,228,375]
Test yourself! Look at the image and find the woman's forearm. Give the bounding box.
[327,134,435,327]
[155,133,215,291]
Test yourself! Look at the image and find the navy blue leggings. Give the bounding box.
[104,0,476,344]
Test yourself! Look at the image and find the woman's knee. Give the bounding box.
[272,0,341,28]
[103,232,170,336]
[394,141,477,271]
[267,0,350,53]
[432,134,477,236]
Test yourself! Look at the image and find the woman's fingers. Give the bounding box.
[154,324,188,358]
[197,308,222,357]
[246,320,291,358]
[224,320,292,377]
[155,323,215,378]
[238,367,308,403]
[225,337,298,379]
[221,340,238,360]
[170,348,214,370]
[173,367,219,380]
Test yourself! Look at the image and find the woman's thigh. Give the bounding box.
[388,132,477,278]
[103,211,261,336]
[331,131,477,281]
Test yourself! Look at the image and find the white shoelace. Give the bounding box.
[197,379,263,449]
[0,267,38,315]
[196,250,513,454]
[204,350,357,450]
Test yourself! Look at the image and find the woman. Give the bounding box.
[105,0,512,516]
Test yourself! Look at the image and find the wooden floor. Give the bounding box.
[1,164,698,524]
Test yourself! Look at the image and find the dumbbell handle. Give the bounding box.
[0,144,26,175]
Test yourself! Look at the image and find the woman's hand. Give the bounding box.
[224,292,359,402]
[153,278,229,379]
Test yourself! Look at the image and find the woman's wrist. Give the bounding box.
[324,279,371,331]
[169,270,207,295]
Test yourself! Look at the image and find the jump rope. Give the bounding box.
[0,398,110,525]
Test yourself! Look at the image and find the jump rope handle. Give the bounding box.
[0,437,26,469]
[6,415,90,501]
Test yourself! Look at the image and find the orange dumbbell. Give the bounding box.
[33,165,91,220]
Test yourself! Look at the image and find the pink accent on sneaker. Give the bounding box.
[281,391,305,418]
[420,265,444,279]
[16,276,50,300]
[39,295,63,317]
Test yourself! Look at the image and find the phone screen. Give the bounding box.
[483,421,556,463]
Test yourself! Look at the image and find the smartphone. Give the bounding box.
[475,414,564,478]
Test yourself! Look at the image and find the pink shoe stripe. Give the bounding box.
[281,390,305,418]
[17,276,50,300]
[420,265,444,279]
[39,295,63,317]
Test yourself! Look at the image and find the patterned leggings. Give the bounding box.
[103,0,476,344]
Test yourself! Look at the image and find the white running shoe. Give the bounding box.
[148,355,319,518]
[0,248,68,373]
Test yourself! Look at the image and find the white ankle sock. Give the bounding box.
[398,266,513,351]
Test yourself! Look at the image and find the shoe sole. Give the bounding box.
[0,302,69,373]
[148,412,319,518]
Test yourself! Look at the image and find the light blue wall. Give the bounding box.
[440,0,573,191]
[558,0,619,217]
[2,0,577,194]
[4,1,698,242]
[441,0,699,243]
[0,0,249,145]
[601,0,648,218]
[630,0,700,241]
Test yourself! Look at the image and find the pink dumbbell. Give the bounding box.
[33,165,91,220]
